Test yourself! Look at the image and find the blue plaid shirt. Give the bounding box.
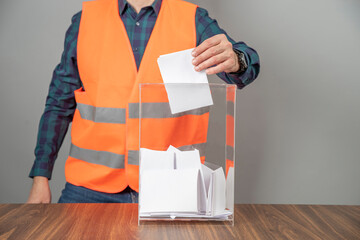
[29,0,260,179]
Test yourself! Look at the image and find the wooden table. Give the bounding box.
[0,204,359,240]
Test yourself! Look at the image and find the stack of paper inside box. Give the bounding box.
[139,146,232,219]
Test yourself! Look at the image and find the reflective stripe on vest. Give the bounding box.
[226,145,234,161]
[69,142,207,168]
[226,101,235,117]
[70,144,125,169]
[129,103,210,119]
[77,103,126,124]
[77,102,209,124]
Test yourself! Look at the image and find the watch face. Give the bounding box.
[238,52,247,72]
[239,53,245,64]
[231,50,247,74]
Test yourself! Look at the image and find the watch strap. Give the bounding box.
[231,49,248,75]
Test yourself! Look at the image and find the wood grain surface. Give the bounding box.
[0,204,359,240]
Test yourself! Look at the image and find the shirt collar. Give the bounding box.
[119,0,162,16]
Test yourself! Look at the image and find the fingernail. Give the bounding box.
[192,59,197,65]
[192,51,196,57]
[195,66,200,71]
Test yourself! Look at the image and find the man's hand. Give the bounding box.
[26,176,52,203]
[192,34,239,75]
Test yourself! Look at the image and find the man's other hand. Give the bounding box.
[192,34,239,75]
[26,176,52,203]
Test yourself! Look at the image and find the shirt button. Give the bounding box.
[134,47,138,52]
[136,22,140,26]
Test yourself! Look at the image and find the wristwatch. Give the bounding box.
[231,49,248,75]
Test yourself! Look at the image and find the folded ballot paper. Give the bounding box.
[139,146,232,219]
[157,48,213,114]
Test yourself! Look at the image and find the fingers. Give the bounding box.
[192,34,223,57]
[192,34,238,74]
[194,48,229,72]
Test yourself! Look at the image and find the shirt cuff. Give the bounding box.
[28,160,54,180]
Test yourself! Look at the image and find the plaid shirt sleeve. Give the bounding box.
[195,7,260,89]
[29,11,83,179]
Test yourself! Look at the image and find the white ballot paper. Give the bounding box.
[157,48,213,114]
[139,148,174,172]
[139,146,230,219]
[140,168,200,213]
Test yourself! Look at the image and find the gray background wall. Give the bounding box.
[0,0,359,204]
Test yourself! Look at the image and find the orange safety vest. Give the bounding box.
[64,0,209,193]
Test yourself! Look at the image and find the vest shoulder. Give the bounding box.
[82,0,116,16]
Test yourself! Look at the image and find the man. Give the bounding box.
[27,0,260,203]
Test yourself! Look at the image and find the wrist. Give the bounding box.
[33,176,49,184]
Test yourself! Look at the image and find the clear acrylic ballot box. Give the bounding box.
[138,83,236,225]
